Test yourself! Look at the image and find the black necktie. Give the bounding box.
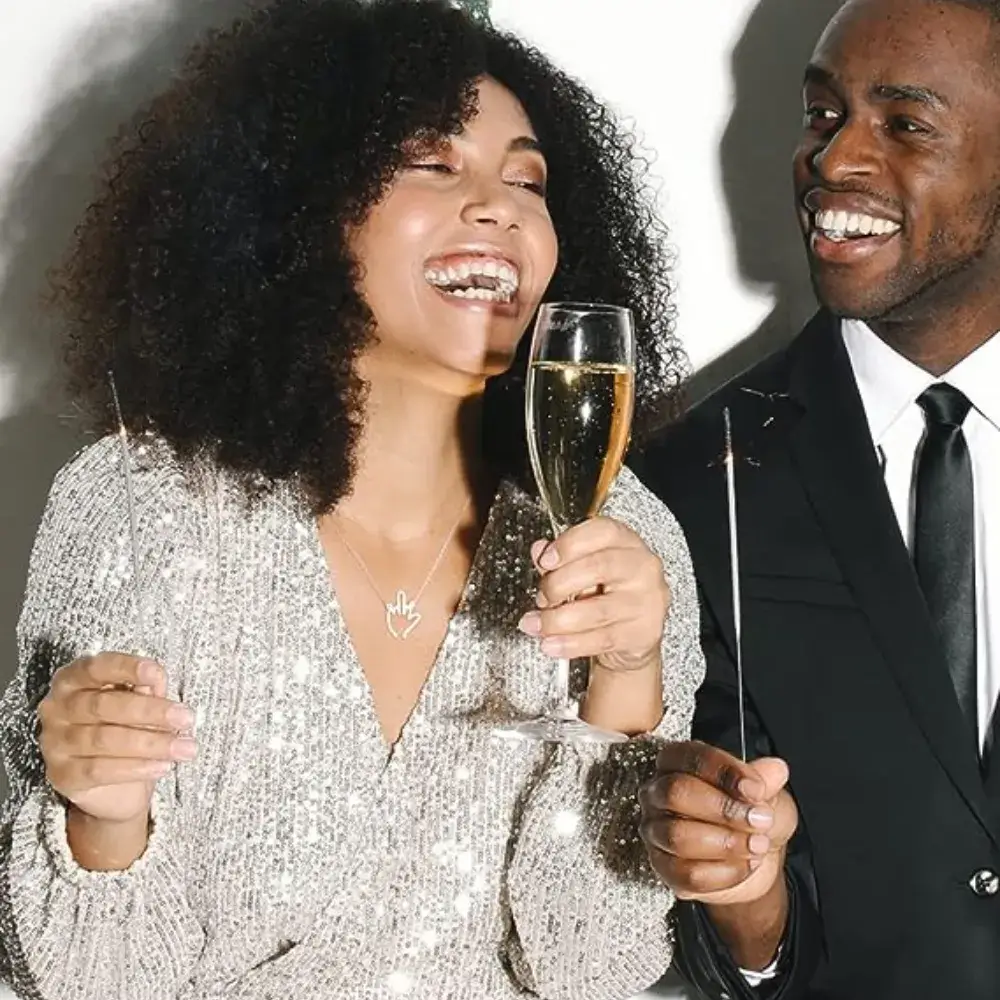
[913,384,978,752]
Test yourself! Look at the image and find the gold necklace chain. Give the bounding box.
[330,499,470,640]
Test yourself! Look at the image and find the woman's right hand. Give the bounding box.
[38,654,196,825]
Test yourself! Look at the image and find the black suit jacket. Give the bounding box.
[634,313,1000,1000]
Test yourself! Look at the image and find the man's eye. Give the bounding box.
[804,105,840,126]
[890,117,930,136]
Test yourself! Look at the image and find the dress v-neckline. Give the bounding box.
[308,481,511,759]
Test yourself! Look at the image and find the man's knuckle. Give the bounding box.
[660,821,685,854]
[718,763,743,796]
[680,741,706,776]
[720,793,744,824]
[684,864,711,894]
[660,773,690,812]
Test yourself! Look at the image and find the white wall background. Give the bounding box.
[0,1,841,997]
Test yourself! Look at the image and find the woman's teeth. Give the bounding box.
[813,209,901,241]
[424,257,520,303]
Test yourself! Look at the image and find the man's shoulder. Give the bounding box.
[636,342,794,489]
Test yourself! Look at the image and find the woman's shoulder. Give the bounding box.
[45,434,301,548]
[51,432,185,504]
[43,434,219,543]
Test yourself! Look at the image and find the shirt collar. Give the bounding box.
[841,318,1000,445]
[949,333,1000,433]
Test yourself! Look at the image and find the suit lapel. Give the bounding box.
[787,313,996,845]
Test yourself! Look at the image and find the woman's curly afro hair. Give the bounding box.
[54,0,685,513]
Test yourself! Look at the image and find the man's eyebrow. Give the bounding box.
[803,63,837,90]
[803,65,949,113]
[871,82,949,111]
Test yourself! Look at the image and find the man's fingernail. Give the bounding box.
[739,777,765,800]
[748,807,774,829]
[518,612,542,636]
[749,834,771,855]
[137,660,160,685]
[539,545,559,570]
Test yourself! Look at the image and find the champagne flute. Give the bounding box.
[496,302,636,744]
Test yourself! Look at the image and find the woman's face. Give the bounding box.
[351,76,558,390]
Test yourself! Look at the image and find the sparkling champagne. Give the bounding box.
[527,360,635,530]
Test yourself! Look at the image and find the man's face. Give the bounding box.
[793,0,1000,322]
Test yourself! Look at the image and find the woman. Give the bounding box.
[0,1,703,998]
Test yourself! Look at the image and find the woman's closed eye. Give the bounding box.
[508,178,546,197]
[407,161,455,174]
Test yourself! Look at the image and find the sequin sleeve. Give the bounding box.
[0,439,205,999]
[505,472,704,999]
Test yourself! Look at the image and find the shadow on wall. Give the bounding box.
[0,0,250,796]
[686,0,846,404]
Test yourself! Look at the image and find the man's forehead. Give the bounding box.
[827,0,999,27]
[809,0,999,92]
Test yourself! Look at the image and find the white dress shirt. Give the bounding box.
[842,318,1000,748]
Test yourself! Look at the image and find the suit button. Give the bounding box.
[969,869,1000,898]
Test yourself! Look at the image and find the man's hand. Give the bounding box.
[639,741,799,969]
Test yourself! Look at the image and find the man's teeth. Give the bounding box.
[423,257,520,303]
[814,209,901,240]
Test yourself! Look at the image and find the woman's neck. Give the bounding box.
[335,368,491,541]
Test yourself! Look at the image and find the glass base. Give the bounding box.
[492,713,628,745]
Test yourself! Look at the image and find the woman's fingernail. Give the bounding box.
[518,612,542,636]
[167,705,196,730]
[170,738,198,761]
[749,834,771,855]
[137,660,161,685]
[540,637,564,656]
[535,591,549,608]
[539,545,560,570]
[530,540,547,564]
[739,777,765,801]
[748,856,763,872]
[748,807,774,830]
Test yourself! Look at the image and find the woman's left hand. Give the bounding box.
[517,516,670,672]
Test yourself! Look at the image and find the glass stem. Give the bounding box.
[553,657,577,718]
[546,521,580,720]
[545,520,574,719]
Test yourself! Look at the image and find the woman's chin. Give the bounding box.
[479,348,520,378]
[441,339,522,380]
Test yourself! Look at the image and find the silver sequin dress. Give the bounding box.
[0,436,704,1000]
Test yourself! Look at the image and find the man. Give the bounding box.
[635,0,1000,998]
